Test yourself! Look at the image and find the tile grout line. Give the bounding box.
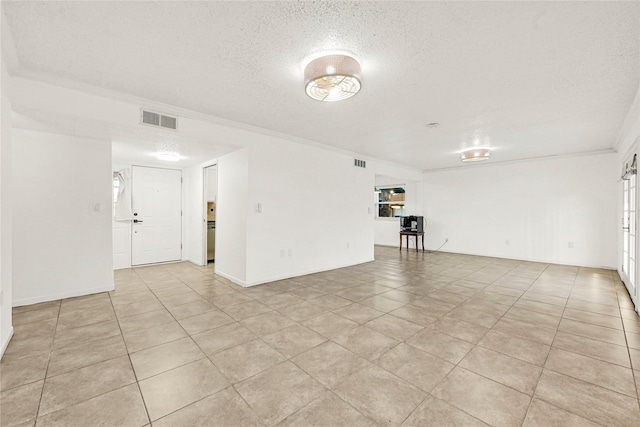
[429,255,545,424]
[7,249,638,426]
[107,267,153,426]
[616,276,640,410]
[525,267,636,425]
[423,260,543,426]
[519,262,573,426]
[137,261,270,424]
[376,254,533,426]
[30,299,61,425]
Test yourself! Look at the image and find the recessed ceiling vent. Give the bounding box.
[354,159,366,168]
[141,109,178,130]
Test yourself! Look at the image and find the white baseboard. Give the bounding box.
[374,244,617,271]
[1,326,14,359]
[186,257,206,267]
[215,270,248,287]
[12,284,115,307]
[215,257,375,288]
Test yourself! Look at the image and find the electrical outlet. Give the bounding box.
[346,242,350,249]
[568,242,574,249]
[280,249,285,257]
[288,248,292,257]
[505,239,510,245]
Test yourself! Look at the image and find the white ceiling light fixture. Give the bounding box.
[304,54,362,102]
[157,141,180,161]
[460,147,491,162]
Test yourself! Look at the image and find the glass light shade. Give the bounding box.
[304,54,362,102]
[461,148,491,162]
[157,141,180,161]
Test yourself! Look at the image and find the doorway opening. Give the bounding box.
[204,165,218,265]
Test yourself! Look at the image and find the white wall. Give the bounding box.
[243,139,374,286]
[206,165,218,202]
[186,140,377,287]
[423,153,618,268]
[0,62,13,356]
[11,76,398,288]
[184,159,217,266]
[215,149,249,284]
[12,129,114,305]
[188,139,377,288]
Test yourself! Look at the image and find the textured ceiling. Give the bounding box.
[3,1,640,170]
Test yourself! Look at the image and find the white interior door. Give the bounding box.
[622,167,637,305]
[131,166,182,266]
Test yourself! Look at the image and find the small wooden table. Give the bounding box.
[400,231,425,252]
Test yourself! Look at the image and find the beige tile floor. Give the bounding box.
[2,246,640,426]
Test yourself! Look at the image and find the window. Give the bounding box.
[376,186,405,218]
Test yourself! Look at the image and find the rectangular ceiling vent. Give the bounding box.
[354,159,366,168]
[141,109,178,130]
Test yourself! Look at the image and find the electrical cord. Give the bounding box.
[424,238,448,253]
[401,215,447,253]
[419,217,448,253]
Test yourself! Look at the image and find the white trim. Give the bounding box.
[203,164,218,267]
[217,257,376,288]
[375,217,402,222]
[12,285,114,307]
[1,327,14,359]
[186,257,205,267]
[130,165,183,267]
[11,71,422,175]
[214,271,248,287]
[409,248,617,271]
[422,148,616,173]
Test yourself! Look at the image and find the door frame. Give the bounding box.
[621,146,638,311]
[202,163,218,266]
[130,165,183,266]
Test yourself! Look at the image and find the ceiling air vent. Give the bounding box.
[354,159,366,168]
[141,109,178,130]
[160,115,177,130]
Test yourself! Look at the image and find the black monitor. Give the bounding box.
[400,216,424,233]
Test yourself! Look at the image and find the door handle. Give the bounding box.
[133,219,143,223]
